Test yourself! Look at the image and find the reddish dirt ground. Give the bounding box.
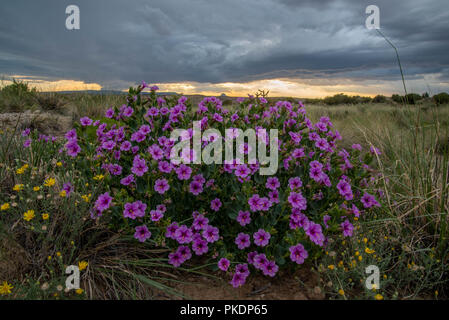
[156,268,326,300]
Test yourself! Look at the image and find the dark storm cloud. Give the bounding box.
[0,0,448,90]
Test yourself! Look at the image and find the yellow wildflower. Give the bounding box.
[338,289,345,296]
[44,178,56,187]
[75,288,84,295]
[33,186,40,191]
[42,213,49,220]
[56,162,62,167]
[13,184,24,192]
[374,294,383,300]
[0,281,13,295]
[23,210,35,221]
[81,194,91,202]
[328,264,335,270]
[59,190,67,198]
[78,261,88,271]
[1,203,10,211]
[93,174,104,181]
[56,252,61,257]
[365,247,375,254]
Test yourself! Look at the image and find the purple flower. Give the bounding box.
[101,140,116,151]
[305,222,325,246]
[62,182,73,196]
[235,164,250,178]
[236,210,251,226]
[123,201,146,219]
[131,155,148,177]
[177,246,192,261]
[150,209,164,222]
[261,260,278,277]
[22,128,31,137]
[192,215,209,231]
[253,254,268,269]
[218,258,230,271]
[168,251,183,267]
[210,198,222,212]
[134,225,151,242]
[235,263,250,277]
[341,219,354,237]
[174,225,193,244]
[120,141,132,151]
[165,222,179,239]
[176,164,192,180]
[235,233,251,250]
[80,117,93,126]
[192,238,209,255]
[288,177,303,190]
[148,144,164,160]
[105,108,114,118]
[189,181,203,195]
[361,193,381,208]
[23,139,31,148]
[65,140,81,157]
[265,177,280,190]
[289,243,308,264]
[230,272,246,288]
[120,174,135,186]
[123,106,134,117]
[95,192,113,212]
[337,179,354,201]
[154,178,170,194]
[287,192,307,210]
[202,225,219,243]
[253,229,270,247]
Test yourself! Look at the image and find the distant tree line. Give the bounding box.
[296,92,449,105]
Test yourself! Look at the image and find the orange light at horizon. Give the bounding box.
[0,75,414,98]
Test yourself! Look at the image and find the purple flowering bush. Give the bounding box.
[64,83,381,288]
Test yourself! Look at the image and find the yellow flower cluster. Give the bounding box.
[93,174,104,181]
[0,281,13,295]
[78,261,88,271]
[23,210,35,221]
[1,203,10,211]
[16,164,29,174]
[44,177,56,187]
[13,184,24,192]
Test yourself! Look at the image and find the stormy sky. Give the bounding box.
[0,0,448,96]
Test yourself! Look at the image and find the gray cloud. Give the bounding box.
[0,0,448,92]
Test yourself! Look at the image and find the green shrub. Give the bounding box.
[433,92,449,105]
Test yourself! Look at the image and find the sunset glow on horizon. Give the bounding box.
[1,75,416,98]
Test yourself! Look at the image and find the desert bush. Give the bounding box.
[391,94,404,104]
[372,95,387,103]
[35,93,67,113]
[404,93,422,105]
[0,80,38,113]
[433,92,449,105]
[57,83,383,288]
